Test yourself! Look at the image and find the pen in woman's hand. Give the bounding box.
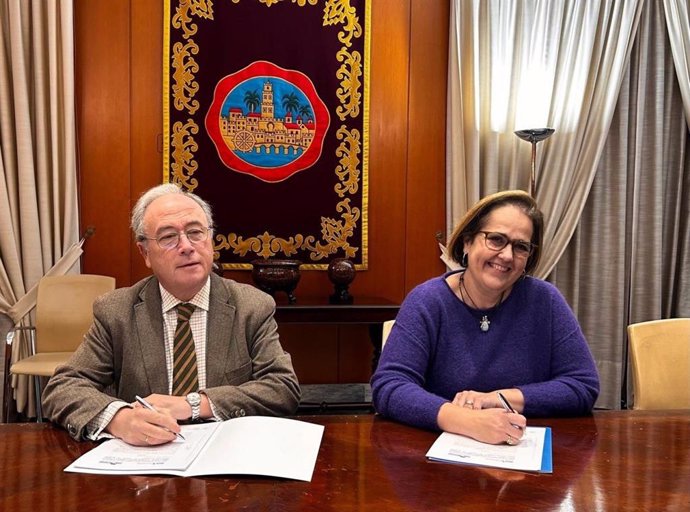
[497,392,516,413]
[497,392,523,430]
[135,395,186,441]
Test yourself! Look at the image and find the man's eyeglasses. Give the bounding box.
[141,227,212,250]
[478,231,535,258]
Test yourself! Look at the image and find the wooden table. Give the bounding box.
[274,295,399,372]
[274,296,399,324]
[1,411,689,511]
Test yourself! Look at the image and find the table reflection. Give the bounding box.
[369,415,598,511]
[1,412,689,511]
[567,412,690,511]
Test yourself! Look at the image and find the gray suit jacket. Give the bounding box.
[42,273,300,440]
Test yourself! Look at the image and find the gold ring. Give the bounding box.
[506,435,515,445]
[144,435,149,444]
[464,401,474,407]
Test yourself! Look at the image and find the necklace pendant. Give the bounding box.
[480,316,490,332]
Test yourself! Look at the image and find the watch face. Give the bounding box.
[187,393,201,406]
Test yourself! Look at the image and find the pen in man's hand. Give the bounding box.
[497,391,523,430]
[135,395,186,441]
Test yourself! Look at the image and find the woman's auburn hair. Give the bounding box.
[446,190,544,275]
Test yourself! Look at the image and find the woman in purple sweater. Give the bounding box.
[371,190,599,445]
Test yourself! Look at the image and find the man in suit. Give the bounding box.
[43,184,300,444]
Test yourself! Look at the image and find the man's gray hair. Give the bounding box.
[130,183,214,240]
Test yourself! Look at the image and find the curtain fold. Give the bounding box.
[447,0,644,278]
[447,0,690,409]
[550,0,690,409]
[663,0,690,127]
[0,0,79,417]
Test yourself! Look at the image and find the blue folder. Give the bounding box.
[540,427,553,473]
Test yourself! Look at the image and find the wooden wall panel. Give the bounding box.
[76,0,449,384]
[406,0,448,290]
[130,1,164,283]
[362,0,410,301]
[76,1,132,287]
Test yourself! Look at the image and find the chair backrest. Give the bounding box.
[381,320,395,349]
[627,318,690,410]
[34,274,115,353]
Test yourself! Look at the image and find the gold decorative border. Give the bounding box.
[163,0,370,270]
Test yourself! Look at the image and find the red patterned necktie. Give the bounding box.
[172,302,198,395]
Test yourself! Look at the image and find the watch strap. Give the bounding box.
[186,392,201,421]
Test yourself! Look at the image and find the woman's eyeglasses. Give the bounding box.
[478,231,535,258]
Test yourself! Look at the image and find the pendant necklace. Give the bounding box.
[459,273,505,332]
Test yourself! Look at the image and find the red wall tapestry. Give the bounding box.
[164,0,370,270]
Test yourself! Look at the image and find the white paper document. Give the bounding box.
[425,427,551,473]
[65,416,325,481]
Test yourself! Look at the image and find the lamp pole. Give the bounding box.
[515,128,555,196]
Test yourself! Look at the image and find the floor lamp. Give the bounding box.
[515,128,554,196]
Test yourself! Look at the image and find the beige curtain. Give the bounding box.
[446,0,690,409]
[663,0,690,127]
[551,0,690,409]
[0,0,79,417]
[447,0,644,277]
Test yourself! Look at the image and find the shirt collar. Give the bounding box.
[160,276,211,314]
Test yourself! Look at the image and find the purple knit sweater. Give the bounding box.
[371,272,600,431]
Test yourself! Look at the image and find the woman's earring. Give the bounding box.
[461,252,468,268]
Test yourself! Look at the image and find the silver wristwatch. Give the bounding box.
[186,392,202,421]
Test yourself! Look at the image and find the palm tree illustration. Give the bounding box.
[298,104,312,121]
[282,92,300,116]
[243,90,260,113]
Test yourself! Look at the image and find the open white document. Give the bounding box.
[426,426,552,473]
[65,416,325,482]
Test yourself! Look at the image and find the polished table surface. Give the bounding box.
[1,410,689,511]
